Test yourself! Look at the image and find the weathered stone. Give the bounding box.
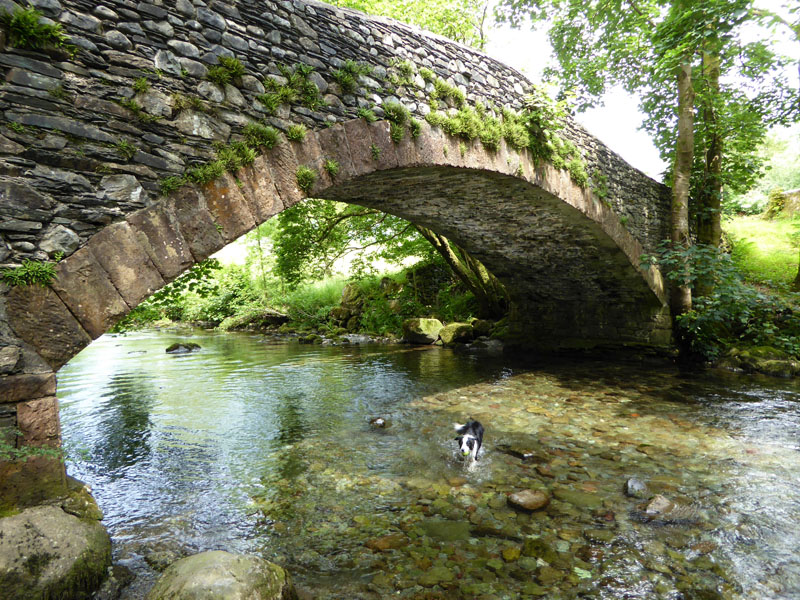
[343,118,375,176]
[100,174,145,205]
[263,141,302,209]
[16,396,60,447]
[105,29,133,50]
[5,112,114,143]
[138,90,173,119]
[236,155,283,223]
[402,318,443,345]
[368,120,399,170]
[144,19,174,37]
[197,80,225,102]
[508,489,550,512]
[173,111,231,140]
[38,224,80,257]
[0,346,21,375]
[197,7,226,30]
[163,187,225,262]
[167,39,201,58]
[145,551,296,600]
[0,506,111,600]
[154,49,182,75]
[51,246,130,338]
[317,124,355,183]
[0,372,56,403]
[200,172,256,243]
[0,133,24,155]
[6,285,91,370]
[59,10,102,32]
[87,222,165,308]
[127,205,194,282]
[5,68,61,91]
[178,57,207,78]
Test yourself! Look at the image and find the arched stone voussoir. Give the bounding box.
[5,284,92,371]
[51,246,130,340]
[86,222,165,309]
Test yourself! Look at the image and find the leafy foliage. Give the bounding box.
[1,259,57,287]
[243,122,280,149]
[331,59,373,94]
[259,63,326,113]
[286,123,307,141]
[112,259,223,330]
[329,0,490,49]
[0,7,75,54]
[295,166,317,194]
[207,56,246,87]
[357,107,377,122]
[642,242,800,360]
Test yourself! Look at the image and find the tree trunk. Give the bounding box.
[697,50,723,250]
[671,60,694,316]
[414,225,507,319]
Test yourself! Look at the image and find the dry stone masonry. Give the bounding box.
[0,0,673,508]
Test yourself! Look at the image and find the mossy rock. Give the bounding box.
[740,346,790,360]
[298,334,322,345]
[470,319,493,337]
[401,318,443,344]
[0,505,111,600]
[165,342,201,354]
[439,322,474,346]
[146,551,297,600]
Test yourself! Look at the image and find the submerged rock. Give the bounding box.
[365,533,406,551]
[369,417,390,428]
[419,520,471,541]
[508,489,550,512]
[165,342,201,354]
[624,477,648,498]
[145,551,297,600]
[0,505,111,600]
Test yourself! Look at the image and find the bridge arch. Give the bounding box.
[0,0,673,508]
[4,118,670,380]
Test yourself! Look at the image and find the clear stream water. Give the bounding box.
[58,329,800,599]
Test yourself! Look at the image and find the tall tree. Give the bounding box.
[497,0,797,312]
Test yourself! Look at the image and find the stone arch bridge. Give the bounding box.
[0,0,672,506]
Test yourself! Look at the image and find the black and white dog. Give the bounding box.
[454,419,484,464]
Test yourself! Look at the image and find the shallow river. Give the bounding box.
[58,329,800,599]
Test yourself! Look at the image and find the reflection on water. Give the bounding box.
[57,329,800,599]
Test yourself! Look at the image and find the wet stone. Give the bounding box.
[508,489,550,512]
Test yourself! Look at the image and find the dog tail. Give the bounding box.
[453,422,465,433]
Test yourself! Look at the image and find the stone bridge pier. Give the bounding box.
[1,0,672,520]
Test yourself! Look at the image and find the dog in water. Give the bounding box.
[454,419,484,465]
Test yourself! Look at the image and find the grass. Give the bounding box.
[726,215,798,287]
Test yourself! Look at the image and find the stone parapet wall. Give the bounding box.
[0,0,669,267]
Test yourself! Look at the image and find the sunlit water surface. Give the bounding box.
[58,329,800,599]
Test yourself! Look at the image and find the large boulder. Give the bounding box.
[0,504,111,600]
[402,318,443,344]
[146,551,297,600]
[439,322,474,346]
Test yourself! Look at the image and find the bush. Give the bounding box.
[642,242,800,360]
